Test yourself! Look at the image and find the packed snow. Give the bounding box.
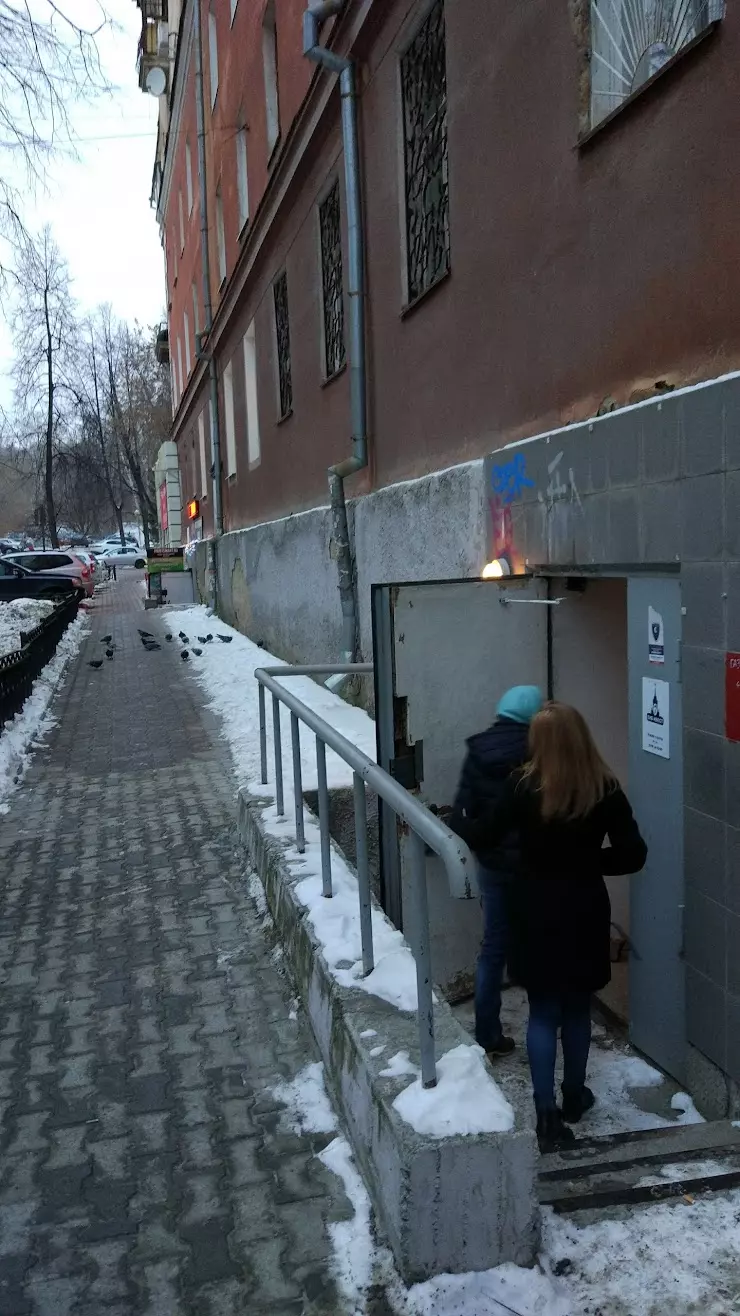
[166,604,376,793]
[0,598,55,656]
[392,1044,515,1137]
[0,611,88,815]
[585,1049,703,1136]
[271,1061,338,1135]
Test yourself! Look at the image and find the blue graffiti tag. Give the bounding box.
[491,452,534,506]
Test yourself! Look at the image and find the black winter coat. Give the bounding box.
[452,718,530,877]
[451,778,647,995]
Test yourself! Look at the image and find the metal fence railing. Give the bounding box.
[0,592,80,733]
[255,663,475,1088]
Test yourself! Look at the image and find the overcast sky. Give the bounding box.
[0,0,165,410]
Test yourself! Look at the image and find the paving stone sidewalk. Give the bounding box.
[0,574,363,1315]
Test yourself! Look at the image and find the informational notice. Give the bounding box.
[642,677,670,758]
[648,606,665,664]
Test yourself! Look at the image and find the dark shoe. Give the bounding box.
[536,1108,576,1153]
[561,1086,596,1124]
[484,1035,516,1059]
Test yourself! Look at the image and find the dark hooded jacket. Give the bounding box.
[451,717,530,877]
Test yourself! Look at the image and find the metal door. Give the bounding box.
[628,576,685,1081]
[373,577,549,994]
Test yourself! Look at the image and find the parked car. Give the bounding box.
[70,549,101,583]
[98,545,147,569]
[1,551,95,598]
[0,559,82,603]
[69,534,90,547]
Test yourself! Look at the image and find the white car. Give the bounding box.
[99,545,147,569]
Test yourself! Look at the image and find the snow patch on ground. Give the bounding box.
[378,1051,416,1078]
[270,1062,338,1135]
[165,606,376,794]
[318,1137,375,1305]
[0,598,55,656]
[0,611,88,815]
[586,1049,704,1136]
[392,1045,515,1138]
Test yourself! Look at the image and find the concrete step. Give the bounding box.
[539,1120,740,1213]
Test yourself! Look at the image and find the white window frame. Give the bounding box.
[176,337,184,398]
[216,187,226,285]
[223,359,237,477]
[236,122,250,233]
[208,9,219,109]
[242,320,261,468]
[185,142,194,214]
[198,411,208,497]
[192,282,200,340]
[184,309,191,376]
[230,0,238,22]
[178,189,185,253]
[262,1,280,157]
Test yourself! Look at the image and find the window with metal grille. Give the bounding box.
[319,180,345,379]
[273,271,292,419]
[400,0,449,304]
[590,0,724,129]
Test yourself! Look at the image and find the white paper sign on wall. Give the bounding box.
[648,606,665,664]
[642,677,670,758]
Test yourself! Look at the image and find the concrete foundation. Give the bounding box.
[237,787,538,1282]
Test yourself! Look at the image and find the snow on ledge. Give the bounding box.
[392,1044,515,1138]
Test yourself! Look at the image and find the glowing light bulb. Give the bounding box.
[481,559,510,579]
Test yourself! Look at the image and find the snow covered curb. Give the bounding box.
[0,610,89,814]
[238,785,538,1282]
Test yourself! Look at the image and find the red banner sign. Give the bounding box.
[726,653,740,742]
[159,480,168,532]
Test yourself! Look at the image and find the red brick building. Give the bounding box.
[138,1,740,1112]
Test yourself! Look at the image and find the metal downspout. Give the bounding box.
[304,3,367,679]
[193,0,223,607]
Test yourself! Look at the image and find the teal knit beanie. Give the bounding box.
[496,685,543,725]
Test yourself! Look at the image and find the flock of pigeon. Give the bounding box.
[87,627,233,669]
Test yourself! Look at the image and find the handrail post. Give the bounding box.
[316,737,332,897]
[272,694,284,817]
[258,682,268,784]
[353,772,374,976]
[409,829,436,1088]
[290,713,305,853]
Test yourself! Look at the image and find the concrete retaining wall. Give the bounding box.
[238,788,538,1282]
[193,460,487,676]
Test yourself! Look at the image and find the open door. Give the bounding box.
[627,575,685,1081]
[373,577,549,996]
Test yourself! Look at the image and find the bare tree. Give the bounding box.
[101,317,170,552]
[0,1,109,258]
[68,313,128,543]
[11,226,75,547]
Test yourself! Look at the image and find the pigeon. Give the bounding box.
[257,640,265,649]
[180,650,190,662]
[217,635,232,643]
[165,633,173,642]
[105,648,114,659]
[192,647,203,656]
[197,636,207,644]
[101,634,112,644]
[88,660,103,669]
[138,629,153,638]
[205,634,213,642]
[178,631,188,642]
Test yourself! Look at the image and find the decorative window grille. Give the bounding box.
[590,0,724,128]
[319,181,346,379]
[400,0,449,303]
[273,272,292,418]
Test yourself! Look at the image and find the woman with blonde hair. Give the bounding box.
[450,702,647,1152]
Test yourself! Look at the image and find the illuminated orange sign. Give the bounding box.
[187,498,199,520]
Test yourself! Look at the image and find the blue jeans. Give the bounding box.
[527,992,592,1110]
[475,870,509,1050]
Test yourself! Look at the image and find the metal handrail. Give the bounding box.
[255,663,475,1088]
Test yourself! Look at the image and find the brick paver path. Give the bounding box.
[0,573,357,1315]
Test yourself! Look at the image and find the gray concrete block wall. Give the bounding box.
[490,373,740,1096]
